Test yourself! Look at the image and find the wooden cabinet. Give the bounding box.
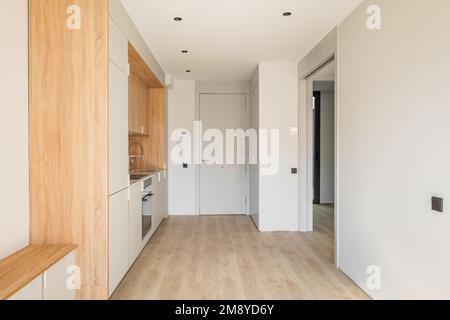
[9,276,42,300]
[109,189,129,296]
[43,251,76,300]
[109,61,129,195]
[128,182,142,266]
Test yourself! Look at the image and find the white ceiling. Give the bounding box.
[121,0,362,81]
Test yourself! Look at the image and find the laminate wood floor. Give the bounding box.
[112,209,367,300]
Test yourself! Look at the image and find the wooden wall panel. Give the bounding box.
[147,88,166,169]
[128,43,163,89]
[129,88,165,171]
[128,70,149,135]
[29,0,109,300]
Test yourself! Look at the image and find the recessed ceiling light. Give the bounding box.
[283,12,292,17]
[174,17,183,21]
[181,50,188,53]
[186,70,191,73]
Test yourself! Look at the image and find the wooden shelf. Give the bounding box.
[0,245,77,300]
[128,131,149,137]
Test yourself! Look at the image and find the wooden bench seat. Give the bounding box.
[0,245,77,300]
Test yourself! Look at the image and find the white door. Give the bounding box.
[43,251,76,300]
[128,182,142,266]
[109,61,129,196]
[199,94,247,215]
[152,174,162,228]
[109,189,129,296]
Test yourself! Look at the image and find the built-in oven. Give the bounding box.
[142,178,153,239]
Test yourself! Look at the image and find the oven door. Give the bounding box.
[142,190,153,239]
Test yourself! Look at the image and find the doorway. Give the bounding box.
[312,80,335,237]
[302,59,337,261]
[199,93,247,215]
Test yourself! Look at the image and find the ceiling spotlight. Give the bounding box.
[174,17,183,21]
[181,50,188,53]
[283,12,292,17]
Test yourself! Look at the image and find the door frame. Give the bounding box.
[299,58,338,266]
[312,90,321,205]
[194,82,250,216]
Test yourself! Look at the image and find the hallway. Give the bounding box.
[112,214,367,300]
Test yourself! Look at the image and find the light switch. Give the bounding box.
[432,197,444,213]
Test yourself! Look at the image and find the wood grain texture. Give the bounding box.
[146,88,166,170]
[128,48,166,171]
[0,245,77,300]
[112,213,367,300]
[29,0,109,300]
[128,70,149,135]
[128,43,163,89]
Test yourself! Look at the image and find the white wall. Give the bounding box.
[320,90,335,204]
[258,63,298,231]
[167,81,251,215]
[167,80,197,215]
[338,0,450,299]
[0,0,29,259]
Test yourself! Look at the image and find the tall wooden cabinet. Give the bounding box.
[29,0,167,300]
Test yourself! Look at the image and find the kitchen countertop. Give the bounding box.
[129,170,164,186]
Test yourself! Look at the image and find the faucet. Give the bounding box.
[129,142,145,160]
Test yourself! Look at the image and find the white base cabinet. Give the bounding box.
[43,251,76,300]
[110,172,168,295]
[109,189,129,297]
[8,251,76,300]
[128,182,142,266]
[9,276,43,300]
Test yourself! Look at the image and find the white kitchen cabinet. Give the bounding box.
[128,182,142,266]
[43,252,76,300]
[109,61,129,196]
[152,174,162,229]
[161,171,168,218]
[9,276,43,300]
[109,17,128,74]
[6,247,76,301]
[109,189,129,296]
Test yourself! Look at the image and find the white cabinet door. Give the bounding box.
[128,182,142,266]
[109,61,129,196]
[152,174,162,229]
[161,171,168,218]
[109,189,129,296]
[109,17,128,74]
[9,276,42,300]
[43,251,76,300]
